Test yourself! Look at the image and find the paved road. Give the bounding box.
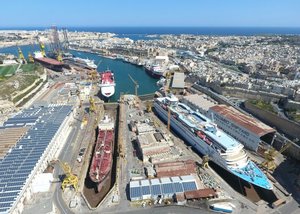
[52,111,82,214]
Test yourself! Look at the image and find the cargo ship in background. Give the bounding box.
[89,115,115,193]
[154,94,273,190]
[33,51,64,72]
[99,70,116,99]
[145,64,164,79]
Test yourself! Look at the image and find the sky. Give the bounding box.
[0,0,299,27]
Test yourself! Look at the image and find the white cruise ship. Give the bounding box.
[154,94,272,190]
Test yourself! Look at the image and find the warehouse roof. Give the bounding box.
[171,72,185,89]
[129,175,198,200]
[0,105,72,213]
[210,105,275,137]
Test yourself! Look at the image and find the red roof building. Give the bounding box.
[209,105,276,151]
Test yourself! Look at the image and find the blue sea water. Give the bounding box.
[1,27,300,39]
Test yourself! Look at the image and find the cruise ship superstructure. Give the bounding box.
[154,94,272,190]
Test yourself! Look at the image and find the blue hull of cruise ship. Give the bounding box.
[154,102,272,190]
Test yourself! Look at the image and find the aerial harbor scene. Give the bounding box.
[0,1,300,214]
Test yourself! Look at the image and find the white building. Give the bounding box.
[208,105,276,151]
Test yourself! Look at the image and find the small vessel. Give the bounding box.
[154,94,272,190]
[145,64,164,79]
[101,54,117,60]
[33,51,64,72]
[89,115,115,193]
[209,202,233,213]
[99,70,116,99]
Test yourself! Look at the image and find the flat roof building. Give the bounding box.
[171,72,185,89]
[129,175,199,201]
[209,105,276,151]
[182,94,218,116]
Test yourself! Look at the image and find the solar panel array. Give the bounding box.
[129,176,198,201]
[0,105,72,213]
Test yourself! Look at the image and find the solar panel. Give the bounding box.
[151,184,161,195]
[0,202,13,208]
[141,186,150,195]
[162,183,174,194]
[173,183,183,193]
[182,181,197,192]
[0,191,18,199]
[0,105,72,211]
[130,187,142,199]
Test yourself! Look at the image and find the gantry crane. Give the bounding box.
[53,160,78,191]
[261,141,293,171]
[128,74,139,96]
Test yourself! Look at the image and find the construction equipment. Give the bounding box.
[54,160,78,192]
[146,101,152,113]
[62,28,70,51]
[128,74,139,96]
[28,53,34,63]
[89,96,96,113]
[17,47,27,64]
[39,41,46,57]
[202,155,209,168]
[261,142,292,171]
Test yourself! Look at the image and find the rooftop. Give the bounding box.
[210,105,275,137]
[0,105,72,213]
[171,72,185,89]
[183,94,218,112]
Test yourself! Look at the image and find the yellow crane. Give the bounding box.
[53,160,78,192]
[261,142,292,171]
[28,52,34,63]
[39,41,46,57]
[128,74,139,96]
[89,96,96,113]
[18,47,27,64]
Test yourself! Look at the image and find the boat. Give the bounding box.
[89,115,115,193]
[99,70,116,99]
[153,94,272,190]
[33,51,64,72]
[209,202,233,213]
[157,77,166,87]
[145,64,164,79]
[64,57,97,70]
[101,54,117,60]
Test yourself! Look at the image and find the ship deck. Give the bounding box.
[101,71,114,84]
[169,101,241,151]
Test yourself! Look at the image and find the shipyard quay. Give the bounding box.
[1,1,300,213]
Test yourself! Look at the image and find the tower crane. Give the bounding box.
[53,160,78,192]
[128,74,139,96]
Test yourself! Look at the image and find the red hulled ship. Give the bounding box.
[89,115,115,193]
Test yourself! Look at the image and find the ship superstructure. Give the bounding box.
[99,70,116,99]
[154,94,272,190]
[89,115,114,192]
[145,64,164,79]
